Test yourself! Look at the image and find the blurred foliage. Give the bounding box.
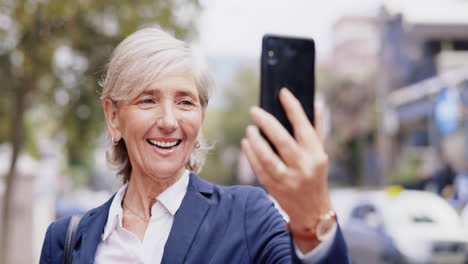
[201,67,259,185]
[319,62,380,186]
[346,139,362,184]
[0,0,201,183]
[23,118,40,159]
[390,150,422,184]
[0,93,12,143]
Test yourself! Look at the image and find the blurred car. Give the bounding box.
[461,204,468,228]
[343,189,468,264]
[330,188,361,225]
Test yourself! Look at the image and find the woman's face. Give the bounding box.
[107,71,203,180]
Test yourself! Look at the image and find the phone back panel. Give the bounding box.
[260,35,315,138]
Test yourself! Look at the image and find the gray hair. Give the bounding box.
[100,26,213,183]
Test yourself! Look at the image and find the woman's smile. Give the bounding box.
[147,138,182,157]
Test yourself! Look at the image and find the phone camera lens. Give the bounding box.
[267,50,278,66]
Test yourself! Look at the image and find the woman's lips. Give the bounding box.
[147,139,181,149]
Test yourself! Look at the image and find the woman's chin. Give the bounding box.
[147,165,187,180]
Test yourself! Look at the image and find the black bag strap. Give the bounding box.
[64,214,83,264]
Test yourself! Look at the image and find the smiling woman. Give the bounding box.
[103,71,206,183]
[100,28,212,184]
[39,26,349,264]
[105,71,204,179]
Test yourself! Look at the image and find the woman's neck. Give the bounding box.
[122,169,186,219]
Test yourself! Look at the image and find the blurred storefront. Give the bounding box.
[324,0,468,186]
[0,144,56,264]
[387,66,468,172]
[380,0,468,186]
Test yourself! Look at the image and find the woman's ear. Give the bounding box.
[103,98,122,141]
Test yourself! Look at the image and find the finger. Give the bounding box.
[314,103,326,144]
[250,107,301,167]
[278,88,320,149]
[245,125,288,181]
[241,138,275,187]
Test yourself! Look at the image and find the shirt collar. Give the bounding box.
[101,170,190,241]
[156,170,190,216]
[101,183,128,241]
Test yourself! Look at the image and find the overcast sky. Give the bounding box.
[196,0,381,60]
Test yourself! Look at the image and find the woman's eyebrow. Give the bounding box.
[175,90,197,99]
[138,86,197,98]
[140,89,158,96]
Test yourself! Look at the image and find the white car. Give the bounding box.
[343,189,468,264]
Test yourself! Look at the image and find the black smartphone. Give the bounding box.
[260,34,315,149]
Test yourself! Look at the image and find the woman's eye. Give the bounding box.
[177,98,196,107]
[139,98,155,104]
[181,100,194,106]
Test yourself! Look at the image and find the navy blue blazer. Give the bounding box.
[40,173,349,263]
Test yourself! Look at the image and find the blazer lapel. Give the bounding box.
[74,195,114,264]
[162,174,213,264]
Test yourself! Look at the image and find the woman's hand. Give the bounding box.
[241,88,332,252]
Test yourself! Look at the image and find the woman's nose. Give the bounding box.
[156,103,178,132]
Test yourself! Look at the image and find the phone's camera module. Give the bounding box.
[267,50,278,66]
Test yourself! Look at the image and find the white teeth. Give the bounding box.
[148,139,179,148]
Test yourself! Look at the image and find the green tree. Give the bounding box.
[0,1,201,262]
[201,66,259,185]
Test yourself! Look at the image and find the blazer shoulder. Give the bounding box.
[47,215,73,241]
[39,215,72,264]
[45,197,111,239]
[40,197,113,264]
[42,210,89,246]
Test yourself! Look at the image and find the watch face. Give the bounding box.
[316,217,336,241]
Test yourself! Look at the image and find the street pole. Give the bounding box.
[376,6,391,187]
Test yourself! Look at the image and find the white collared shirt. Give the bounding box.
[93,169,333,263]
[94,170,190,264]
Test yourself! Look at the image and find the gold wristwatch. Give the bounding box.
[287,210,337,241]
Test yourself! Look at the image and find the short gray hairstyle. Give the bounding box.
[100,26,213,183]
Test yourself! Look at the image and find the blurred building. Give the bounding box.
[332,16,379,81]
[382,0,468,179]
[0,144,56,264]
[326,15,381,186]
[380,0,468,88]
[325,0,468,186]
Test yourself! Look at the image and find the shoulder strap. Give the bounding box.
[64,214,83,264]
